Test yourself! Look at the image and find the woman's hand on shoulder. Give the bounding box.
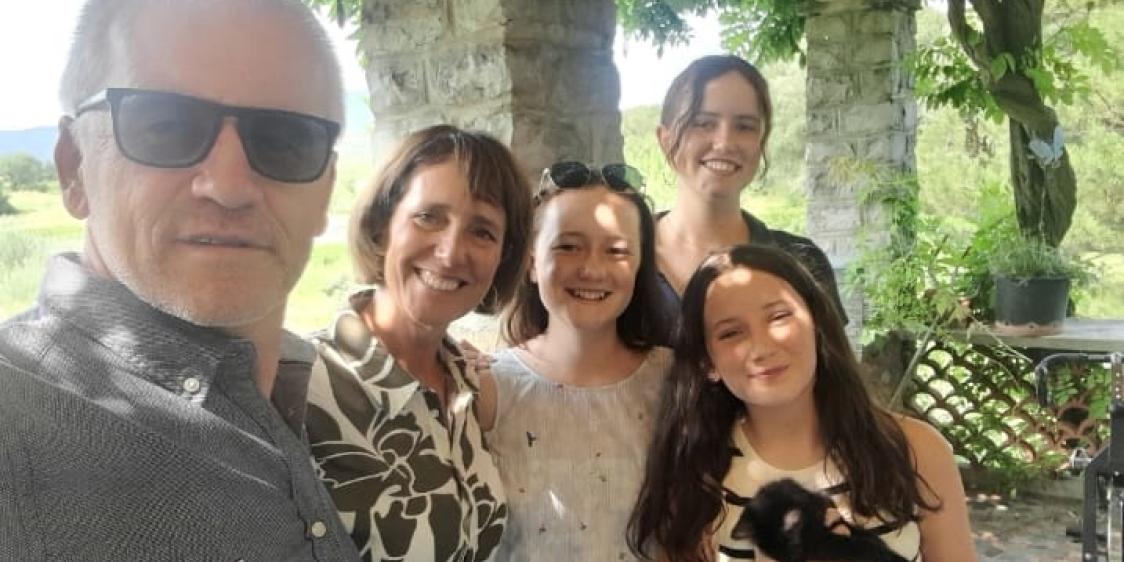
[460,339,498,431]
[898,416,979,562]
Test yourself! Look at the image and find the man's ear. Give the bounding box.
[55,117,89,219]
[314,153,338,237]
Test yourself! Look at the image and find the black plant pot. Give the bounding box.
[993,275,1069,336]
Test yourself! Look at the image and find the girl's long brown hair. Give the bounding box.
[627,244,937,561]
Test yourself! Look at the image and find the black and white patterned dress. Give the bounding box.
[306,290,507,562]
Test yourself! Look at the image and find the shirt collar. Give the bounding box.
[319,288,467,419]
[37,253,314,405]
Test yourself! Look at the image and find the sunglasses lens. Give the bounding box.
[110,89,336,183]
[240,112,335,183]
[114,92,216,168]
[602,164,644,190]
[549,161,592,188]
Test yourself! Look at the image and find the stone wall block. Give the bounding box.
[548,56,620,114]
[859,132,910,164]
[558,0,618,38]
[499,0,561,27]
[510,111,553,177]
[371,112,453,162]
[806,139,858,169]
[806,166,866,198]
[902,100,918,130]
[587,111,626,165]
[806,46,845,72]
[462,109,515,145]
[545,116,588,162]
[856,10,896,34]
[840,102,903,135]
[807,75,852,107]
[366,58,428,111]
[428,46,511,106]
[506,46,551,109]
[362,0,442,22]
[358,18,446,54]
[451,0,504,33]
[855,67,900,103]
[814,236,862,266]
[807,202,863,233]
[853,36,896,66]
[805,13,850,45]
[807,110,838,136]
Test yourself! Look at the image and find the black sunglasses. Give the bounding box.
[540,161,645,193]
[74,88,341,183]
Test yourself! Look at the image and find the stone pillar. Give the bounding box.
[356,0,624,176]
[802,0,920,346]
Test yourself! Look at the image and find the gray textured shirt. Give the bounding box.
[0,253,361,562]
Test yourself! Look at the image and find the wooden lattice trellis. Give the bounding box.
[904,338,1108,469]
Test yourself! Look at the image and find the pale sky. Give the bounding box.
[0,2,723,131]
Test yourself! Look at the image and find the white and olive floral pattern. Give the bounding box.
[306,290,507,562]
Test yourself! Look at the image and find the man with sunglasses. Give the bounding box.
[0,1,361,560]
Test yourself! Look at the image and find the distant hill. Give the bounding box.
[0,127,56,163]
[0,90,374,164]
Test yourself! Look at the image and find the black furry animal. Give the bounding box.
[729,478,910,562]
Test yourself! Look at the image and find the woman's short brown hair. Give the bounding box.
[348,124,533,314]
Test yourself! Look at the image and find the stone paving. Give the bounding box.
[971,493,1085,561]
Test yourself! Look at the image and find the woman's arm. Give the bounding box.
[900,416,978,562]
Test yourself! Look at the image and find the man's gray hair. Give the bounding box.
[59,0,345,123]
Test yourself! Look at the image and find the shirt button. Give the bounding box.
[310,520,328,538]
[182,377,201,394]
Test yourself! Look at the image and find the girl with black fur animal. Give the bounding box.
[627,245,976,562]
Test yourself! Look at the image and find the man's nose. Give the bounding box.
[190,120,261,210]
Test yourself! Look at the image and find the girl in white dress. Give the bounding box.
[628,244,977,562]
[477,162,672,561]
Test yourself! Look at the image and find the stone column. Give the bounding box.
[802,0,920,346]
[356,0,624,176]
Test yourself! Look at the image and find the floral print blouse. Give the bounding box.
[306,290,507,562]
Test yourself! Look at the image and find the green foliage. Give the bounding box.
[843,159,980,341]
[0,153,54,193]
[909,36,1006,122]
[716,0,804,65]
[616,0,804,63]
[986,226,1093,282]
[0,153,55,216]
[615,0,715,52]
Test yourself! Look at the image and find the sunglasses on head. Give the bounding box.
[540,161,645,193]
[74,88,341,183]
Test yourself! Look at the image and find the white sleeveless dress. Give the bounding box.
[485,346,673,562]
[714,422,922,562]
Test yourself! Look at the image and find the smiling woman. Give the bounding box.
[304,124,532,562]
[650,55,847,346]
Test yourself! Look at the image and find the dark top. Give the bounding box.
[654,210,848,345]
[0,253,360,562]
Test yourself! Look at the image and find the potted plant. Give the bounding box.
[987,231,1090,337]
